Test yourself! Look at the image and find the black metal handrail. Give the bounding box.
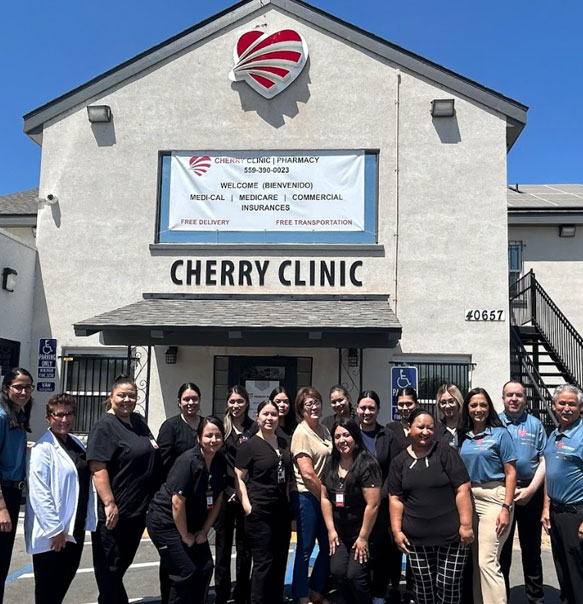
[510,328,558,430]
[510,269,583,389]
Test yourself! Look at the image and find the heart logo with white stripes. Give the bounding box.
[229,29,309,99]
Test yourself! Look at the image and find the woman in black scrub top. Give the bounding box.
[321,418,382,604]
[356,391,399,604]
[87,375,161,604]
[322,385,354,432]
[158,382,203,476]
[157,382,203,603]
[235,400,292,604]
[269,386,297,439]
[147,417,226,604]
[214,385,254,604]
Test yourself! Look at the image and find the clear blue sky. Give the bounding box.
[1,0,581,195]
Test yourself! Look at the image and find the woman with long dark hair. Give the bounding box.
[214,385,254,604]
[156,382,204,603]
[235,400,292,604]
[269,386,297,438]
[0,368,33,604]
[322,418,381,604]
[158,382,203,475]
[456,387,517,604]
[147,416,226,604]
[322,385,354,432]
[356,390,399,604]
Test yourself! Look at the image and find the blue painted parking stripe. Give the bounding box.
[6,563,33,584]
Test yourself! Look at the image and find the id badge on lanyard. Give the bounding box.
[335,478,345,508]
[206,475,214,510]
[239,434,248,445]
[277,456,286,484]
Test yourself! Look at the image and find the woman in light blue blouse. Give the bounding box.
[456,387,517,604]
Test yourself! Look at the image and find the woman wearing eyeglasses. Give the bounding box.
[0,368,33,604]
[291,387,333,604]
[87,375,162,604]
[25,394,97,604]
[435,384,464,443]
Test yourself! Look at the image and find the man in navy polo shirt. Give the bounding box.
[499,380,546,604]
[542,384,583,604]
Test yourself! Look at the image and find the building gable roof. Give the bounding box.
[23,0,527,149]
[0,188,39,216]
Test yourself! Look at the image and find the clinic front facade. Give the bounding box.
[25,0,525,436]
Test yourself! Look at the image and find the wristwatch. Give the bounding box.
[501,503,512,512]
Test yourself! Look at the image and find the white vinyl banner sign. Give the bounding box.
[168,150,365,231]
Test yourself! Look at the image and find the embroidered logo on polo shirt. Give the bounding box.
[229,29,309,99]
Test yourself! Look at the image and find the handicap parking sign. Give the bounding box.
[391,366,418,420]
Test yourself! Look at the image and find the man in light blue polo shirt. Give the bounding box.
[542,384,583,604]
[499,380,546,604]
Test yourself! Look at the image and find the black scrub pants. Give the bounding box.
[149,526,213,604]
[91,516,145,604]
[500,484,544,604]
[33,526,85,604]
[370,501,391,599]
[214,497,251,604]
[245,509,291,604]
[549,502,583,604]
[0,485,22,604]
[330,536,372,604]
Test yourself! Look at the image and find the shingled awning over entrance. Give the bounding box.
[74,294,401,348]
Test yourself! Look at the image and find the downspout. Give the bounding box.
[393,70,401,314]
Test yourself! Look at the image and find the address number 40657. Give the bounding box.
[465,309,505,321]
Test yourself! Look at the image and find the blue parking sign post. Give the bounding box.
[391,366,418,420]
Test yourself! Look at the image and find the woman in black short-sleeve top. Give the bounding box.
[157,382,203,477]
[87,375,161,604]
[388,409,473,604]
[321,418,382,604]
[235,400,292,604]
[147,417,226,604]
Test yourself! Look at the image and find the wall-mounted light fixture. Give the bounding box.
[87,105,112,123]
[559,224,576,237]
[165,346,178,364]
[348,348,359,367]
[2,268,17,293]
[431,99,455,118]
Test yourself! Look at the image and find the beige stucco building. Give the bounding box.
[4,0,534,436]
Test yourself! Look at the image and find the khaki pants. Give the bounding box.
[471,482,513,604]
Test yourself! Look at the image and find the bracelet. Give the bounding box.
[501,503,512,512]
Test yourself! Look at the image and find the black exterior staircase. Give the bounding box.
[509,270,583,430]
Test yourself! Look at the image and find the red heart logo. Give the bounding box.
[188,156,211,176]
[229,29,308,99]
[518,429,526,437]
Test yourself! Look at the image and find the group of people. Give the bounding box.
[1,368,583,604]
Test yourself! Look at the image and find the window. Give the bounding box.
[392,357,474,418]
[508,241,524,296]
[0,338,20,377]
[62,352,134,433]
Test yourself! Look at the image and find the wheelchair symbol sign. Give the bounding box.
[391,366,418,420]
[38,339,57,359]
